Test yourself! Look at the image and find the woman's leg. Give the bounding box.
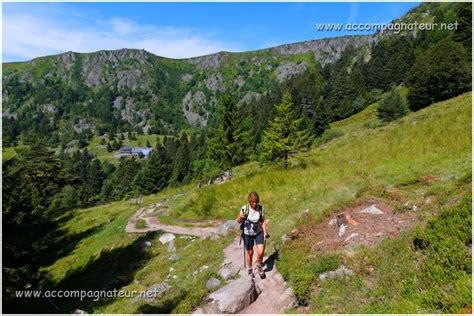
[255,244,265,266]
[246,249,254,268]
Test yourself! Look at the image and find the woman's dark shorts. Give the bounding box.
[242,232,264,250]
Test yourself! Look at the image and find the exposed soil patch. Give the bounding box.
[300,200,417,252]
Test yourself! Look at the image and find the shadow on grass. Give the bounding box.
[2,220,107,313]
[4,232,159,314]
[38,224,107,268]
[136,290,189,314]
[264,248,279,273]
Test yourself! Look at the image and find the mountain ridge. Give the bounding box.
[4,34,378,66]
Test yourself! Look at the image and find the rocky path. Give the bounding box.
[125,206,221,238]
[197,236,295,314]
[126,202,295,313]
[228,237,294,314]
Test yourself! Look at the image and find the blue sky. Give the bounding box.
[3,2,420,62]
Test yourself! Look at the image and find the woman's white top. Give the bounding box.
[240,204,262,235]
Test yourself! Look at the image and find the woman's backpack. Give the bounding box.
[240,204,264,236]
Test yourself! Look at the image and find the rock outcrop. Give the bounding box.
[208,277,259,313]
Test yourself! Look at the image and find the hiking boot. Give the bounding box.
[256,264,265,278]
[248,268,255,278]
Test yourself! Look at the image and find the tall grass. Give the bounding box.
[169,92,471,245]
[42,92,471,313]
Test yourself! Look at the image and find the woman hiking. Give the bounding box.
[236,191,268,278]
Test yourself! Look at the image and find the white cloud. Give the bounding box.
[346,3,359,24]
[2,6,242,62]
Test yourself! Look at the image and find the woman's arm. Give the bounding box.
[236,209,245,223]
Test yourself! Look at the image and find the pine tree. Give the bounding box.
[377,86,409,122]
[260,92,312,168]
[207,93,252,172]
[170,133,191,185]
[133,143,172,194]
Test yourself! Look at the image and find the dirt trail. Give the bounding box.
[125,207,221,238]
[223,237,294,314]
[126,203,295,313]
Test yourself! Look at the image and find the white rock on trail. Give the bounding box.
[338,224,346,238]
[360,204,384,215]
[167,240,176,253]
[344,232,360,242]
[159,233,176,244]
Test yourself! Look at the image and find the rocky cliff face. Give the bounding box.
[2,34,377,130]
[269,35,378,66]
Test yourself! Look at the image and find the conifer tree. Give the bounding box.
[207,93,252,173]
[260,92,312,168]
[377,86,409,122]
[169,133,191,185]
[133,143,171,194]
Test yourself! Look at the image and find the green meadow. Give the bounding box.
[40,92,471,313]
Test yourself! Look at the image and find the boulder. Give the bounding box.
[209,277,258,313]
[218,220,240,236]
[159,233,176,244]
[219,263,240,281]
[206,277,221,290]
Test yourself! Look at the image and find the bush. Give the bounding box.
[377,86,409,122]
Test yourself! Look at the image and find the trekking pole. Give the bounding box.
[242,234,246,269]
[239,233,247,269]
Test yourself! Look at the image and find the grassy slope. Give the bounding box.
[42,92,471,313]
[42,187,233,313]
